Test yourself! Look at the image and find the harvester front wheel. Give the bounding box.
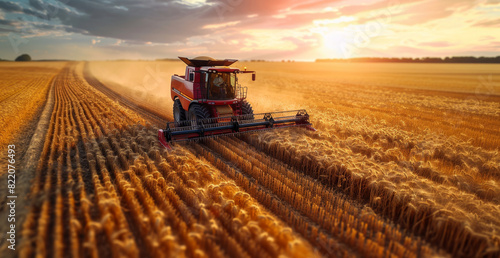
[242,100,254,119]
[188,103,211,124]
[173,99,186,123]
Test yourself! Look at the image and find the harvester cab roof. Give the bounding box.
[179,56,238,67]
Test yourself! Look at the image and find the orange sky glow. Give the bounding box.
[0,0,499,60]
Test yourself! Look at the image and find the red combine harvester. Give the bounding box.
[158,56,315,150]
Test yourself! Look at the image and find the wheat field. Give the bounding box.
[0,62,66,175]
[0,60,499,257]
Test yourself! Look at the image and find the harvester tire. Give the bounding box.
[173,99,186,123]
[188,103,211,124]
[242,100,254,119]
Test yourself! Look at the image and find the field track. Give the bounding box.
[82,62,169,127]
[2,62,499,257]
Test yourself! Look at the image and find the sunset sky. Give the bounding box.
[0,0,499,61]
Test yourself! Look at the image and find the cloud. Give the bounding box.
[0,1,21,12]
[313,16,356,26]
[0,1,49,19]
[204,0,296,18]
[291,0,341,11]
[203,20,241,29]
[419,41,453,48]
[484,0,500,5]
[44,0,324,45]
[337,0,481,26]
[0,18,15,33]
[0,18,13,26]
[474,18,500,27]
[44,0,220,43]
[394,1,479,26]
[31,22,86,34]
[3,0,493,43]
[0,17,23,34]
[0,0,499,60]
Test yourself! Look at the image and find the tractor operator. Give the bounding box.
[210,74,235,99]
[211,74,226,99]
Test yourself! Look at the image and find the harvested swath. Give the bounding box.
[0,62,66,175]
[194,136,440,257]
[106,127,317,258]
[188,142,335,257]
[243,128,500,257]
[19,64,143,257]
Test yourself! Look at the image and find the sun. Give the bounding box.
[323,31,346,49]
[321,30,349,58]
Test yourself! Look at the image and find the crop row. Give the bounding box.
[83,60,499,257]
[310,109,500,203]
[84,61,499,257]
[287,70,500,150]
[188,136,440,257]
[0,64,64,174]
[19,63,316,257]
[240,128,500,257]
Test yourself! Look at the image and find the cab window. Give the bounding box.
[208,72,236,100]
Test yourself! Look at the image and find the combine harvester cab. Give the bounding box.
[158,56,315,150]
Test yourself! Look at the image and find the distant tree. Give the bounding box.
[315,56,500,64]
[15,54,31,61]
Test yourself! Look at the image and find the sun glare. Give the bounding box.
[311,16,357,59]
[321,30,349,58]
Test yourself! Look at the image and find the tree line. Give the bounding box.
[316,56,500,63]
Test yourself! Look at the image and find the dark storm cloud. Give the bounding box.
[42,0,227,43]
[0,18,16,32]
[0,1,21,12]
[29,0,52,11]
[54,0,321,44]
[28,21,85,34]
[0,0,84,35]
[0,19,14,26]
[63,26,87,34]
[28,0,66,19]
[0,17,16,33]
[3,0,231,43]
[0,1,48,19]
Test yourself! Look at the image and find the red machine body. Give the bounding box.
[170,56,255,119]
